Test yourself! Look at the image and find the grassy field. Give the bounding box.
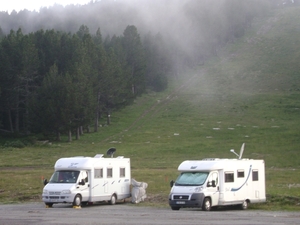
[1,6,300,210]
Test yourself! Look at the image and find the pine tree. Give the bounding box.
[0,29,23,133]
[122,25,146,96]
[19,33,39,133]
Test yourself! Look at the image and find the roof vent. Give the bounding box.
[107,147,116,158]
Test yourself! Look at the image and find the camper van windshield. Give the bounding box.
[175,172,208,186]
[49,171,80,183]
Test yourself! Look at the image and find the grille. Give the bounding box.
[49,191,61,195]
[173,195,189,200]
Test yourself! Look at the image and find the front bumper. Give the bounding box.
[42,194,74,204]
[169,193,205,208]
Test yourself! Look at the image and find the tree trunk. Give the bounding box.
[94,91,101,132]
[107,113,111,125]
[94,112,99,132]
[15,108,19,133]
[8,109,14,133]
[25,106,30,135]
[15,93,19,133]
[76,127,80,140]
[68,130,72,142]
[56,131,61,141]
[23,80,29,134]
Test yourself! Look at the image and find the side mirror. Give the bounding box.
[43,179,48,186]
[79,179,85,185]
[207,181,212,187]
[212,180,216,187]
[207,180,216,187]
[170,180,174,187]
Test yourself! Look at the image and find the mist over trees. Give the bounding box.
[0,0,277,138]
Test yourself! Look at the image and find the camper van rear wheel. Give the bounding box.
[241,200,248,210]
[109,194,117,205]
[202,198,211,211]
[73,194,82,207]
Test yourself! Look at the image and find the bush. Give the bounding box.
[3,140,26,148]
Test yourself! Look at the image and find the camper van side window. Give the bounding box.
[94,168,103,179]
[107,168,113,178]
[83,171,88,182]
[225,172,234,183]
[252,170,259,181]
[120,168,125,178]
[237,170,245,178]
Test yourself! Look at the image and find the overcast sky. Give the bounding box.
[0,0,92,13]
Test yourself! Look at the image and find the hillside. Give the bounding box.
[106,6,300,208]
[0,6,299,209]
[114,6,300,163]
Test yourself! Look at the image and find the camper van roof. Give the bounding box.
[202,158,249,161]
[54,155,129,170]
[178,158,255,171]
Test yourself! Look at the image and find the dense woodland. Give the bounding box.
[0,0,294,140]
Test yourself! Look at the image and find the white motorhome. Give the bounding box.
[169,144,266,211]
[42,149,131,207]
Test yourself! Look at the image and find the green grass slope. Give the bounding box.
[0,6,300,210]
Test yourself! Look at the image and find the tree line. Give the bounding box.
[0,0,276,140]
[0,25,171,140]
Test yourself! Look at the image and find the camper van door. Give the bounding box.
[78,171,90,201]
[206,171,219,206]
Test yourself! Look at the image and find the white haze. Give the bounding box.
[0,0,91,13]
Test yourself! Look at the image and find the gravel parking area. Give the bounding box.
[0,202,300,225]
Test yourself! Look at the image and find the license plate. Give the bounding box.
[176,201,185,204]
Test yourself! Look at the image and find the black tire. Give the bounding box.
[202,198,211,211]
[240,200,248,210]
[73,194,82,207]
[45,203,53,208]
[109,194,117,205]
[171,206,180,210]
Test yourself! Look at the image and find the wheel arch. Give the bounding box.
[202,196,212,211]
[109,193,118,205]
[73,193,82,206]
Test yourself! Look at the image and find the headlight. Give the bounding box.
[61,190,71,194]
[43,189,48,195]
[194,186,203,192]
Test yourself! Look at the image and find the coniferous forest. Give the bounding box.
[0,0,288,139]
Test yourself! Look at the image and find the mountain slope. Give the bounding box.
[104,6,300,205]
[0,5,299,208]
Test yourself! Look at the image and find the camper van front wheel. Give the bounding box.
[73,194,82,207]
[45,203,53,208]
[109,194,117,205]
[202,198,211,211]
